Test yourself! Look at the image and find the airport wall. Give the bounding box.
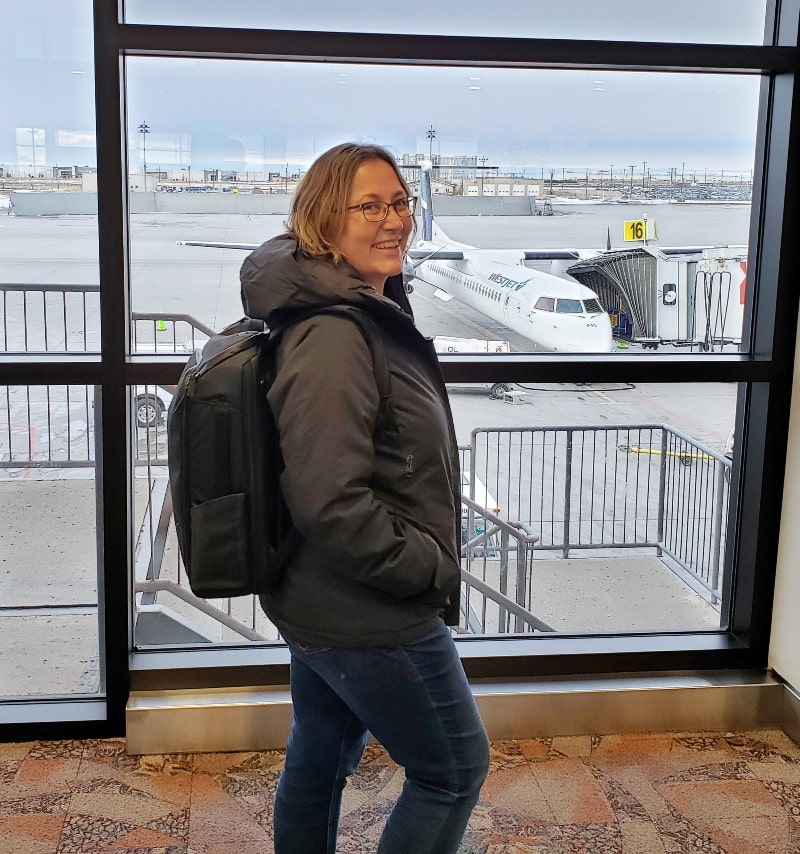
[9,191,537,217]
[771,311,800,694]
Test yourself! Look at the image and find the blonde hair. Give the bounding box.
[288,143,414,264]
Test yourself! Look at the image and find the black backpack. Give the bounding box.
[167,305,390,599]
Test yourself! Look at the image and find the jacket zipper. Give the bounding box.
[405,455,414,476]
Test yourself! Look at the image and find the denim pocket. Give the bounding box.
[289,639,332,656]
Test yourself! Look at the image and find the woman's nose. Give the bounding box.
[383,206,404,227]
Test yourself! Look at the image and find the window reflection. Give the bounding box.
[123,59,758,356]
[131,378,737,643]
[123,0,769,45]
[0,385,101,697]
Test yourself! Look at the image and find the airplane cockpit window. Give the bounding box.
[556,299,585,314]
[583,299,604,315]
[534,297,556,312]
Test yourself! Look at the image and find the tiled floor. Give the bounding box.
[1,729,800,852]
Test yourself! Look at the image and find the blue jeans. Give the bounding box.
[274,623,490,854]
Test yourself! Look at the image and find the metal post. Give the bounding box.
[498,529,509,630]
[562,429,573,557]
[709,461,726,604]
[656,428,668,556]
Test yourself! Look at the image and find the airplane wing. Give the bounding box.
[408,248,581,262]
[178,242,584,261]
[407,249,465,261]
[522,250,581,261]
[176,240,259,250]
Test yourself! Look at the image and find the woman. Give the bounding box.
[240,142,490,853]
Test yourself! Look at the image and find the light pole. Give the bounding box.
[30,128,37,177]
[426,125,437,175]
[642,161,647,191]
[479,155,487,195]
[138,122,150,189]
[629,165,635,195]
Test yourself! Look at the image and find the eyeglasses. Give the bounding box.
[346,197,417,222]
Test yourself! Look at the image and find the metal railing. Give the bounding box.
[470,424,730,603]
[1,283,732,638]
[459,495,552,634]
[0,386,732,635]
[1,282,214,354]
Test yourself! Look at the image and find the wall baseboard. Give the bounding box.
[126,670,791,754]
[782,680,800,745]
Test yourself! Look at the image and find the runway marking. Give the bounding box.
[591,390,621,405]
[414,290,509,341]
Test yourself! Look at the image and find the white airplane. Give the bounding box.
[407,164,613,352]
[177,164,612,352]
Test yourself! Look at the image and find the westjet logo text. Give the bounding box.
[488,273,531,291]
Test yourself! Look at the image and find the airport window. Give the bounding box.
[0,0,109,715]
[2,1,798,731]
[123,53,762,649]
[119,57,761,357]
[0,385,103,699]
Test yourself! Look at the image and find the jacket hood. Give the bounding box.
[240,232,413,323]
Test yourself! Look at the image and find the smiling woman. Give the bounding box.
[235,142,489,852]
[334,160,414,293]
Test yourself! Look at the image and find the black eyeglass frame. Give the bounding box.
[345,197,417,222]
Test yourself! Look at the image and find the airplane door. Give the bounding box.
[503,292,524,325]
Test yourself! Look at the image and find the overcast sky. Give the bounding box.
[3,1,768,175]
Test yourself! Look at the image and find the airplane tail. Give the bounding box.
[419,161,434,241]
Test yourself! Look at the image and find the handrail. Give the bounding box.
[460,568,554,633]
[1,282,215,354]
[133,579,266,641]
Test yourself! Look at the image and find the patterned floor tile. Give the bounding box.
[3,729,800,851]
[0,811,65,852]
[660,778,797,853]
[76,748,193,810]
[531,757,617,826]
[12,757,81,798]
[187,772,272,852]
[0,741,34,763]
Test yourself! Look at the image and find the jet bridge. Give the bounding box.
[566,246,746,350]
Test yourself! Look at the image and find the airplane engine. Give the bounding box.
[402,260,416,294]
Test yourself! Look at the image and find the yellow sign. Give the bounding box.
[623,219,657,242]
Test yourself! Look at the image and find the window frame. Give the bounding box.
[1,0,798,736]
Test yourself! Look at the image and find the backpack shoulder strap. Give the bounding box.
[265,305,391,402]
[317,306,390,403]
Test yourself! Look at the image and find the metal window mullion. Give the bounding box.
[94,0,133,733]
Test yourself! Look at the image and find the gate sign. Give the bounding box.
[623,219,657,242]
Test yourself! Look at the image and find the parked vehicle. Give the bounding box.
[134,385,174,428]
[434,336,513,399]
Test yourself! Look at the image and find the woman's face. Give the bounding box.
[334,158,413,294]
